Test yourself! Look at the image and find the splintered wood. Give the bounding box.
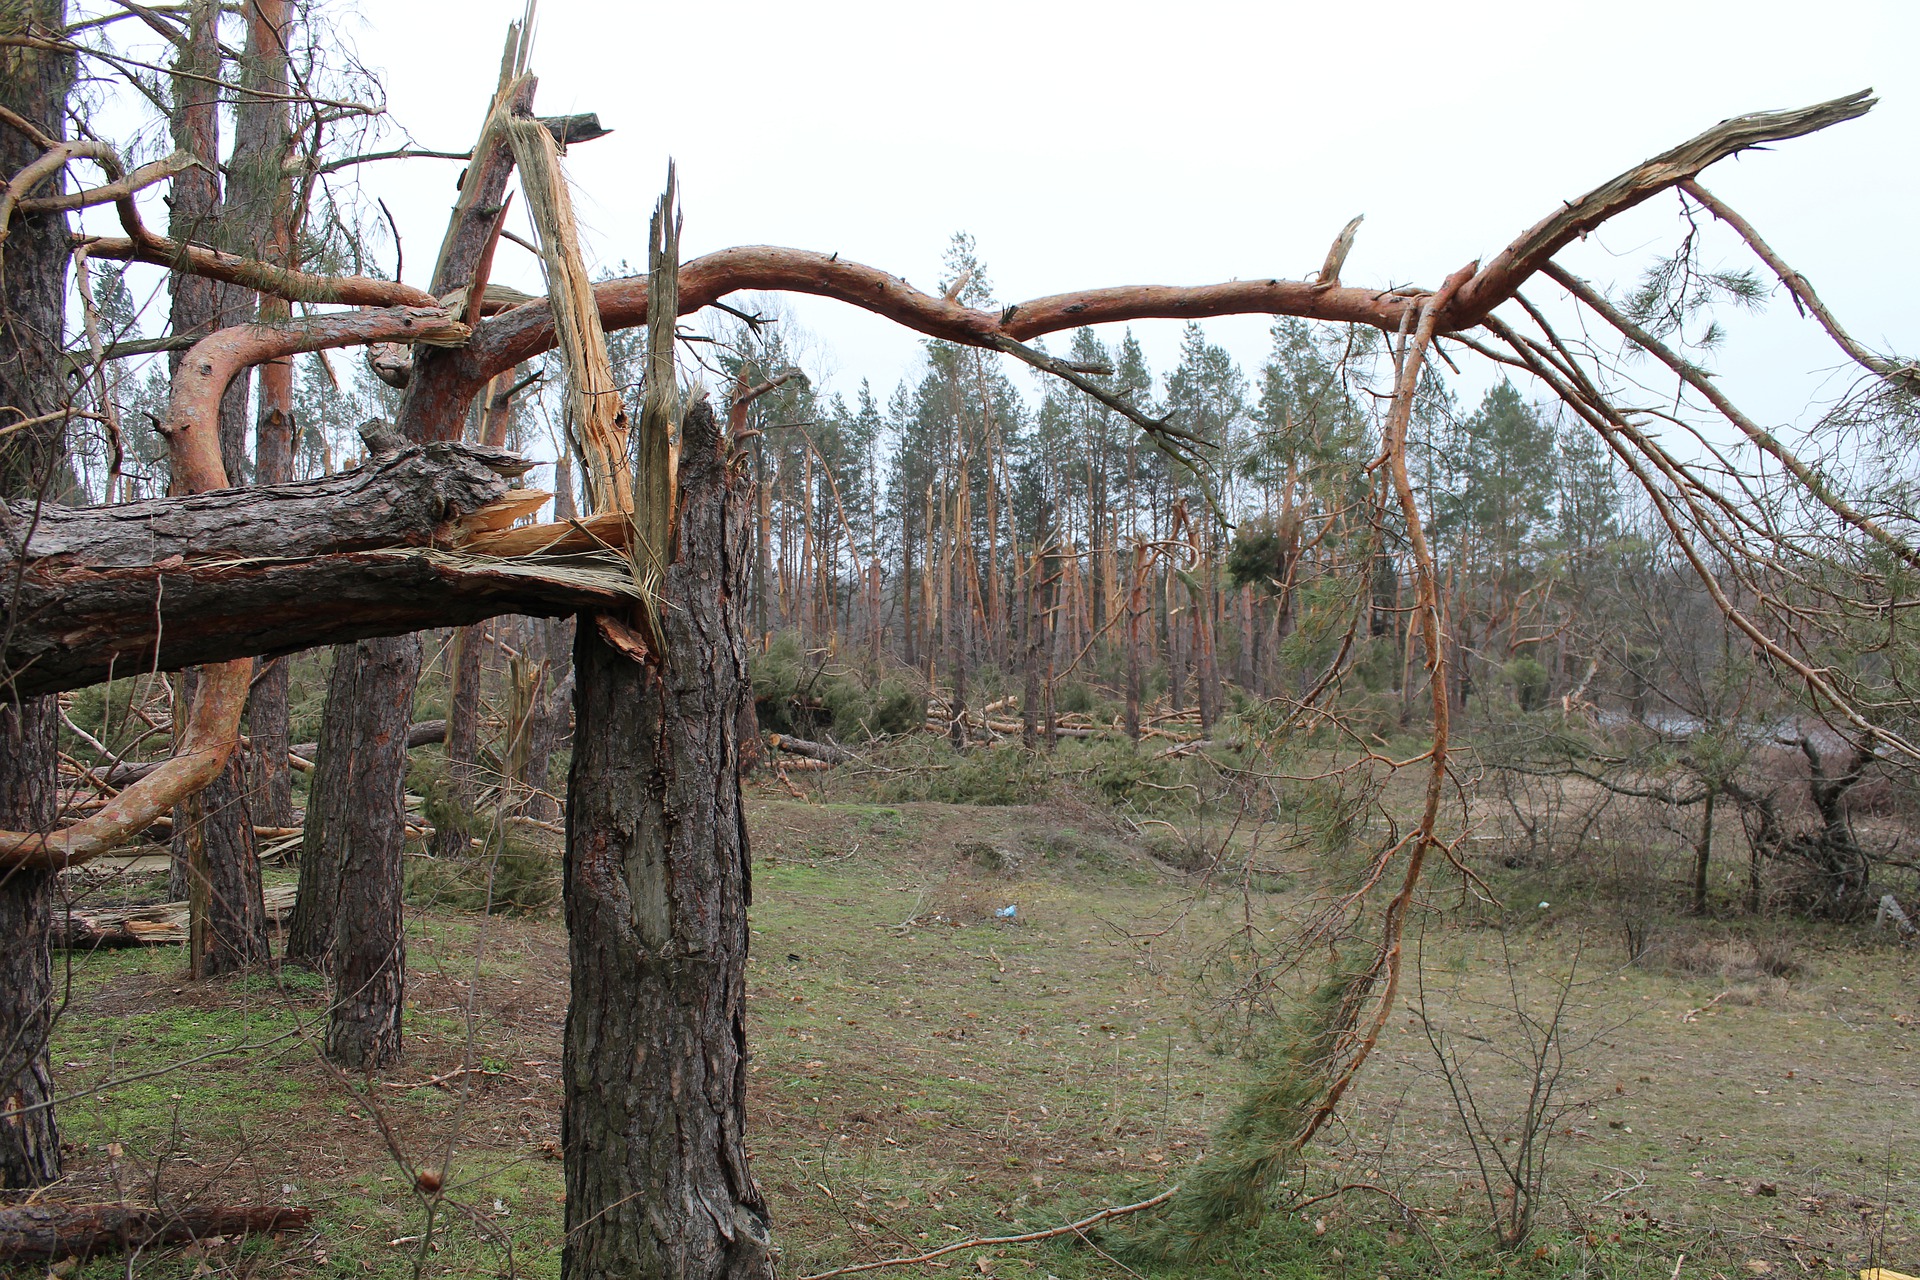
[505,114,632,515]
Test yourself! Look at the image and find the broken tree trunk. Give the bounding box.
[0,443,632,697]
[54,882,297,949]
[0,1202,312,1261]
[322,633,420,1070]
[765,733,850,765]
[563,399,774,1279]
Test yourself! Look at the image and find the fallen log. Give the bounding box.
[0,444,636,697]
[54,882,298,949]
[765,733,851,764]
[0,1202,312,1260]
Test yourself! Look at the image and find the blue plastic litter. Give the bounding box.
[995,905,1018,919]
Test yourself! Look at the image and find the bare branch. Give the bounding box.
[1448,88,1875,326]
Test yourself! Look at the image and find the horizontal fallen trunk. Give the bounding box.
[54,881,297,949]
[0,1202,312,1260]
[0,444,636,696]
[765,733,850,764]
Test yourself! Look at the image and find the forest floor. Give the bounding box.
[29,790,1920,1279]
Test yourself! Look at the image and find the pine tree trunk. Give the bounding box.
[183,756,268,978]
[1691,786,1717,917]
[235,0,296,828]
[1124,551,1144,742]
[323,634,421,1070]
[562,401,773,1279]
[248,656,294,827]
[285,647,358,967]
[0,0,71,1186]
[0,700,60,1189]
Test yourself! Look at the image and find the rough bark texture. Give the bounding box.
[284,649,358,968]
[180,749,267,977]
[0,443,630,696]
[563,401,773,1279]
[0,700,59,1189]
[321,635,420,1069]
[248,657,294,826]
[0,0,71,1190]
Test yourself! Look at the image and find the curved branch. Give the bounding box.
[158,305,469,490]
[15,148,197,216]
[81,194,441,308]
[464,245,1428,378]
[0,140,121,268]
[0,306,468,870]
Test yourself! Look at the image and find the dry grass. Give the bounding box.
[31,796,1920,1278]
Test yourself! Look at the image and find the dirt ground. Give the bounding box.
[26,791,1920,1278]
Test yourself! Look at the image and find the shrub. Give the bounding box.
[404,835,559,915]
[751,632,927,741]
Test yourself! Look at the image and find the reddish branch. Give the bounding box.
[158,305,469,485]
[79,193,441,309]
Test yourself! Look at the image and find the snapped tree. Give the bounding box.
[0,16,1911,1273]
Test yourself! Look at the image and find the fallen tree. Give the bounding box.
[52,881,296,949]
[0,442,634,695]
[0,41,1906,1276]
[0,1202,312,1261]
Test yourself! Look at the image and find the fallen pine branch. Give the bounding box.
[0,1202,313,1261]
[793,1187,1175,1280]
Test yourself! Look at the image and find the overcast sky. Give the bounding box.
[317,0,1917,428]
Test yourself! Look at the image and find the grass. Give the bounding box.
[30,793,1920,1278]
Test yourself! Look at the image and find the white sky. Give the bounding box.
[318,0,1919,428]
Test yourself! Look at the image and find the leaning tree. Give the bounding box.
[2,7,1914,1272]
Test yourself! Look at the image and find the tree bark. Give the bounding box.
[520,618,571,822]
[322,634,421,1069]
[0,443,630,697]
[1691,785,1717,917]
[284,649,357,968]
[562,400,773,1279]
[0,0,72,1189]
[180,727,267,977]
[0,700,60,1188]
